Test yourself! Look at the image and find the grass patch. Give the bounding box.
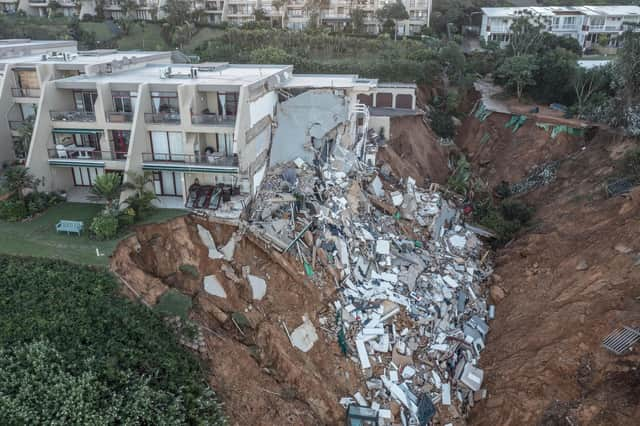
[80,22,117,42]
[156,289,193,319]
[0,202,186,266]
[117,22,170,51]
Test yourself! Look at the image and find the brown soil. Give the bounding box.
[461,120,640,425]
[111,216,361,425]
[377,115,452,185]
[456,112,586,189]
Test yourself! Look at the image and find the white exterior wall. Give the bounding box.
[480,6,640,49]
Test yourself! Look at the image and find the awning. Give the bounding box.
[52,129,103,135]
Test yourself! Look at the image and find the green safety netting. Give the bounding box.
[505,114,527,133]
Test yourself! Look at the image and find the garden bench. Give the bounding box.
[55,220,84,236]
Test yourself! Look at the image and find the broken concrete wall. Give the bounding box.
[270,89,351,165]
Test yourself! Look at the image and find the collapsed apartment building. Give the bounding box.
[20,55,417,218]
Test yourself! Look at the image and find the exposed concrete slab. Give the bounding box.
[204,275,227,298]
[270,90,349,165]
[197,224,224,259]
[248,274,267,300]
[290,316,319,352]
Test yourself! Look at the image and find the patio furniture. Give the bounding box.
[56,144,68,158]
[55,220,84,236]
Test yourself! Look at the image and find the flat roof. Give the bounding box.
[482,5,640,17]
[55,63,292,88]
[0,39,77,49]
[282,74,377,89]
[0,50,170,66]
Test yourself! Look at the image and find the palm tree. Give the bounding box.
[123,172,157,218]
[90,173,124,210]
[15,118,34,161]
[4,166,37,201]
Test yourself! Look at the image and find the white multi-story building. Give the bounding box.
[0,39,171,165]
[23,60,417,216]
[480,6,640,49]
[1,0,431,35]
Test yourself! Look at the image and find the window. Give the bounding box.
[72,167,103,187]
[20,104,36,120]
[150,91,179,114]
[112,91,136,113]
[111,130,130,159]
[150,131,184,161]
[14,69,38,89]
[73,91,98,113]
[153,171,183,196]
[218,92,238,117]
[563,16,577,28]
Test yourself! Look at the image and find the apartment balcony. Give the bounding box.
[144,112,181,124]
[191,113,235,126]
[29,0,47,4]
[8,120,25,131]
[50,110,96,122]
[107,111,134,123]
[11,87,40,98]
[47,148,116,161]
[141,152,239,172]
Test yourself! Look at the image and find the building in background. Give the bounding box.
[1,0,432,35]
[480,6,640,49]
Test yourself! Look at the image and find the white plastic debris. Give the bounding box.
[247,275,267,300]
[290,316,319,352]
[203,275,226,298]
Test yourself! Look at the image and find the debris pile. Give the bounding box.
[250,152,494,424]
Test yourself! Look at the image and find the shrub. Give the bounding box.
[500,199,533,224]
[90,212,119,240]
[179,264,199,278]
[118,207,136,227]
[430,109,455,139]
[0,199,28,221]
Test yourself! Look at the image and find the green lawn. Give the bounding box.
[0,203,186,267]
[117,23,170,51]
[80,22,117,42]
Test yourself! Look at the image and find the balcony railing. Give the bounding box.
[50,110,96,122]
[48,148,120,161]
[12,87,40,98]
[144,112,181,124]
[142,152,238,167]
[8,120,25,131]
[191,113,235,126]
[107,111,134,123]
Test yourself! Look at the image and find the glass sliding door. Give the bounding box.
[152,171,183,196]
[150,131,184,161]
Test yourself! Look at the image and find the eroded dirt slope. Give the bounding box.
[112,216,360,425]
[456,113,586,189]
[465,127,640,425]
[377,115,452,185]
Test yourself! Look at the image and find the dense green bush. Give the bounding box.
[500,199,533,224]
[0,192,63,222]
[0,255,225,424]
[90,212,119,240]
[0,199,28,222]
[430,109,456,139]
[194,28,467,83]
